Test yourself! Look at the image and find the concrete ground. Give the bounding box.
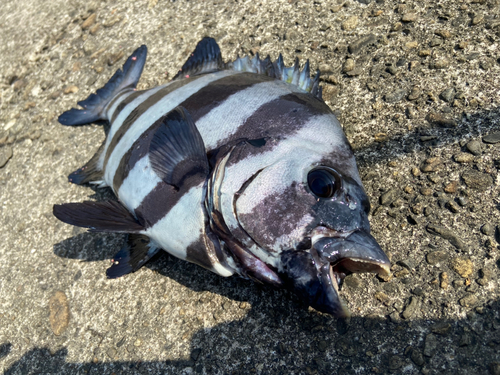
[0,0,499,374]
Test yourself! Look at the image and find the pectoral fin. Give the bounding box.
[148,106,209,188]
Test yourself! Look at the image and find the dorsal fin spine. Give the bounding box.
[180,37,323,100]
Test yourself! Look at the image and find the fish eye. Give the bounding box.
[307,168,341,198]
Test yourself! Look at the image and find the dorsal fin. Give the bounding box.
[230,53,323,100]
[173,37,224,80]
[174,37,323,99]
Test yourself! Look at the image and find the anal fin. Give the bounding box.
[106,234,160,278]
[68,142,105,185]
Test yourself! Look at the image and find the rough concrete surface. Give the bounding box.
[1,0,500,374]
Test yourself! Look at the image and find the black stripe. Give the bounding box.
[113,73,272,191]
[112,119,163,192]
[185,234,219,271]
[181,73,274,120]
[103,77,201,170]
[133,174,205,229]
[110,90,144,124]
[225,92,333,166]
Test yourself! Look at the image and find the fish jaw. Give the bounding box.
[279,228,390,317]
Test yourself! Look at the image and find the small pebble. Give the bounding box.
[405,41,418,49]
[457,196,468,206]
[426,224,466,250]
[108,51,125,66]
[444,181,458,194]
[63,85,79,94]
[384,89,406,103]
[106,347,117,359]
[341,16,359,31]
[430,58,450,69]
[440,88,455,103]
[407,87,421,100]
[459,294,477,308]
[420,188,433,196]
[342,58,355,73]
[440,272,449,289]
[461,170,493,191]
[426,112,456,127]
[418,49,431,57]
[481,224,494,235]
[431,322,451,335]
[447,200,460,213]
[430,38,442,47]
[424,334,438,357]
[466,140,481,155]
[454,152,474,163]
[435,29,452,39]
[401,13,418,22]
[82,13,97,30]
[50,91,62,100]
[426,251,448,265]
[482,132,500,144]
[391,22,403,32]
[411,349,425,366]
[49,291,70,336]
[451,257,473,278]
[380,189,398,206]
[471,15,484,25]
[421,157,442,172]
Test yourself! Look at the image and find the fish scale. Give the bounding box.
[53,37,390,317]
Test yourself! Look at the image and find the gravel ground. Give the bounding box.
[1,0,500,374]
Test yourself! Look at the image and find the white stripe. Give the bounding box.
[117,155,161,211]
[195,80,302,149]
[104,70,240,186]
[144,184,234,277]
[97,84,168,170]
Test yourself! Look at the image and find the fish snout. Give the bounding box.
[312,229,391,280]
[279,229,390,317]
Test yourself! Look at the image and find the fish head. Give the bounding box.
[220,139,390,317]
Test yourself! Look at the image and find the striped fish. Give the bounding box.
[53,37,390,317]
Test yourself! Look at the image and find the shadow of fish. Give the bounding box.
[53,37,390,317]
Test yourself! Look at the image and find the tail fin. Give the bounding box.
[58,45,148,126]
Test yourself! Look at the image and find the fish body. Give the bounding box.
[54,38,390,317]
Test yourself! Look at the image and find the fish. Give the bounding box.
[53,37,390,317]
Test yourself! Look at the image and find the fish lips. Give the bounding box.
[280,229,390,317]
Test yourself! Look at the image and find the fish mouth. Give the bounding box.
[281,227,390,317]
